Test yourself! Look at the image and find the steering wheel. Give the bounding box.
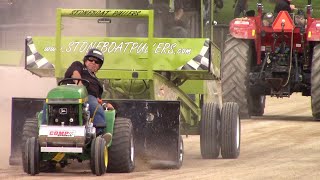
[58,78,90,88]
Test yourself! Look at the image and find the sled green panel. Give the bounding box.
[180,80,205,94]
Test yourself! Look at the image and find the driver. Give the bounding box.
[64,48,112,144]
[233,0,248,18]
[274,0,296,13]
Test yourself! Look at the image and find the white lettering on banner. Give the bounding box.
[43,41,192,55]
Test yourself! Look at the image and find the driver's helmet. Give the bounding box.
[83,48,104,66]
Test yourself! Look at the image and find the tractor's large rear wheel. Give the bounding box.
[200,103,220,159]
[90,136,107,176]
[311,44,320,119]
[24,137,40,175]
[107,117,135,173]
[222,35,253,119]
[221,102,240,159]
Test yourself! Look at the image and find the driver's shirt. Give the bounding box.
[64,61,103,98]
[274,0,292,13]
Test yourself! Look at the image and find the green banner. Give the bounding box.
[27,36,209,71]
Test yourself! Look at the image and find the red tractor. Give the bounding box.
[221,0,320,118]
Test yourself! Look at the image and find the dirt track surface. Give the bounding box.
[2,93,320,179]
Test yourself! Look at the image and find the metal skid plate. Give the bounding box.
[106,99,181,162]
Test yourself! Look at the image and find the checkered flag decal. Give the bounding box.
[177,39,212,71]
[26,36,54,69]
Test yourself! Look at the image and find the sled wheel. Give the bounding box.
[221,102,240,159]
[200,103,220,159]
[90,136,107,176]
[172,135,184,169]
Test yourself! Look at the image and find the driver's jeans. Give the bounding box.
[87,95,106,135]
[41,95,106,135]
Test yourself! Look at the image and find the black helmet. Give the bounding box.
[84,48,104,66]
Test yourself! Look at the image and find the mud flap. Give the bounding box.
[106,99,180,165]
[10,98,45,165]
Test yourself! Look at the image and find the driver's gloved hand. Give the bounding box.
[102,103,114,110]
[97,98,103,105]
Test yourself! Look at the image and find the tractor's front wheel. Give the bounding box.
[21,118,56,173]
[200,103,220,159]
[221,102,240,159]
[311,44,320,119]
[90,136,107,176]
[107,117,135,173]
[21,118,38,173]
[24,137,40,175]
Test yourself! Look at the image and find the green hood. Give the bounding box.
[46,85,88,104]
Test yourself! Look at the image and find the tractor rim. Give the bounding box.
[130,135,134,162]
[179,140,183,162]
[260,96,265,104]
[104,146,108,168]
[236,115,240,149]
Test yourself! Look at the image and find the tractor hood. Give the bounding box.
[46,85,88,104]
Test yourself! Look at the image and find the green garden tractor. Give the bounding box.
[11,0,241,175]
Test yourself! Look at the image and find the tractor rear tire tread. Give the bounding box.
[107,117,134,173]
[221,35,251,119]
[311,44,320,119]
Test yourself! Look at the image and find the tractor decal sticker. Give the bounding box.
[177,39,210,70]
[48,130,75,137]
[26,36,54,69]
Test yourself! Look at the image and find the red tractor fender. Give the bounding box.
[229,17,256,39]
[307,19,320,41]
